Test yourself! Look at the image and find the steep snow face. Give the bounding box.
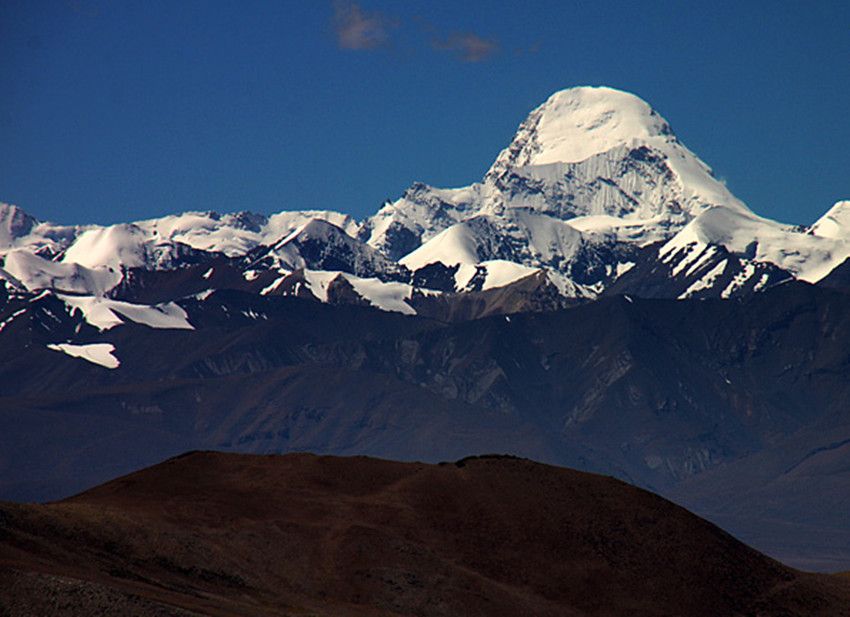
[809,201,850,240]
[562,213,673,246]
[483,145,691,239]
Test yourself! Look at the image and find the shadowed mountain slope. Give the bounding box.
[3,283,850,570]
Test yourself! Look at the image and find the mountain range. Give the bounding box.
[2,86,850,572]
[3,86,849,314]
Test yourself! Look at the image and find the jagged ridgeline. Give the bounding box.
[3,86,849,316]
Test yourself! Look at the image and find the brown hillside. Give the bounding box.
[1,452,849,616]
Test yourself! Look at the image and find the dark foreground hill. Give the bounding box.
[1,452,849,617]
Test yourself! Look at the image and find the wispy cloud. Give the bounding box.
[332,1,391,50]
[329,3,501,63]
[432,32,499,63]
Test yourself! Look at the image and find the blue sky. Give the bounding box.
[1,0,848,226]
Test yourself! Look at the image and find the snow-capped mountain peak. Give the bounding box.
[488,86,675,172]
[358,85,763,297]
[486,85,749,218]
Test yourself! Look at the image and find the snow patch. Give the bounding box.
[260,276,286,296]
[193,289,215,301]
[58,295,194,331]
[753,273,771,292]
[301,269,417,315]
[721,263,756,299]
[302,270,342,302]
[345,276,416,315]
[480,260,539,291]
[46,342,120,369]
[679,259,727,299]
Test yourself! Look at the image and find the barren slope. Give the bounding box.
[2,452,849,616]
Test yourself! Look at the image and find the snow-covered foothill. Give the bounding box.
[252,218,404,281]
[476,260,540,291]
[300,269,417,314]
[401,210,584,273]
[660,207,850,283]
[345,276,417,315]
[3,250,122,295]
